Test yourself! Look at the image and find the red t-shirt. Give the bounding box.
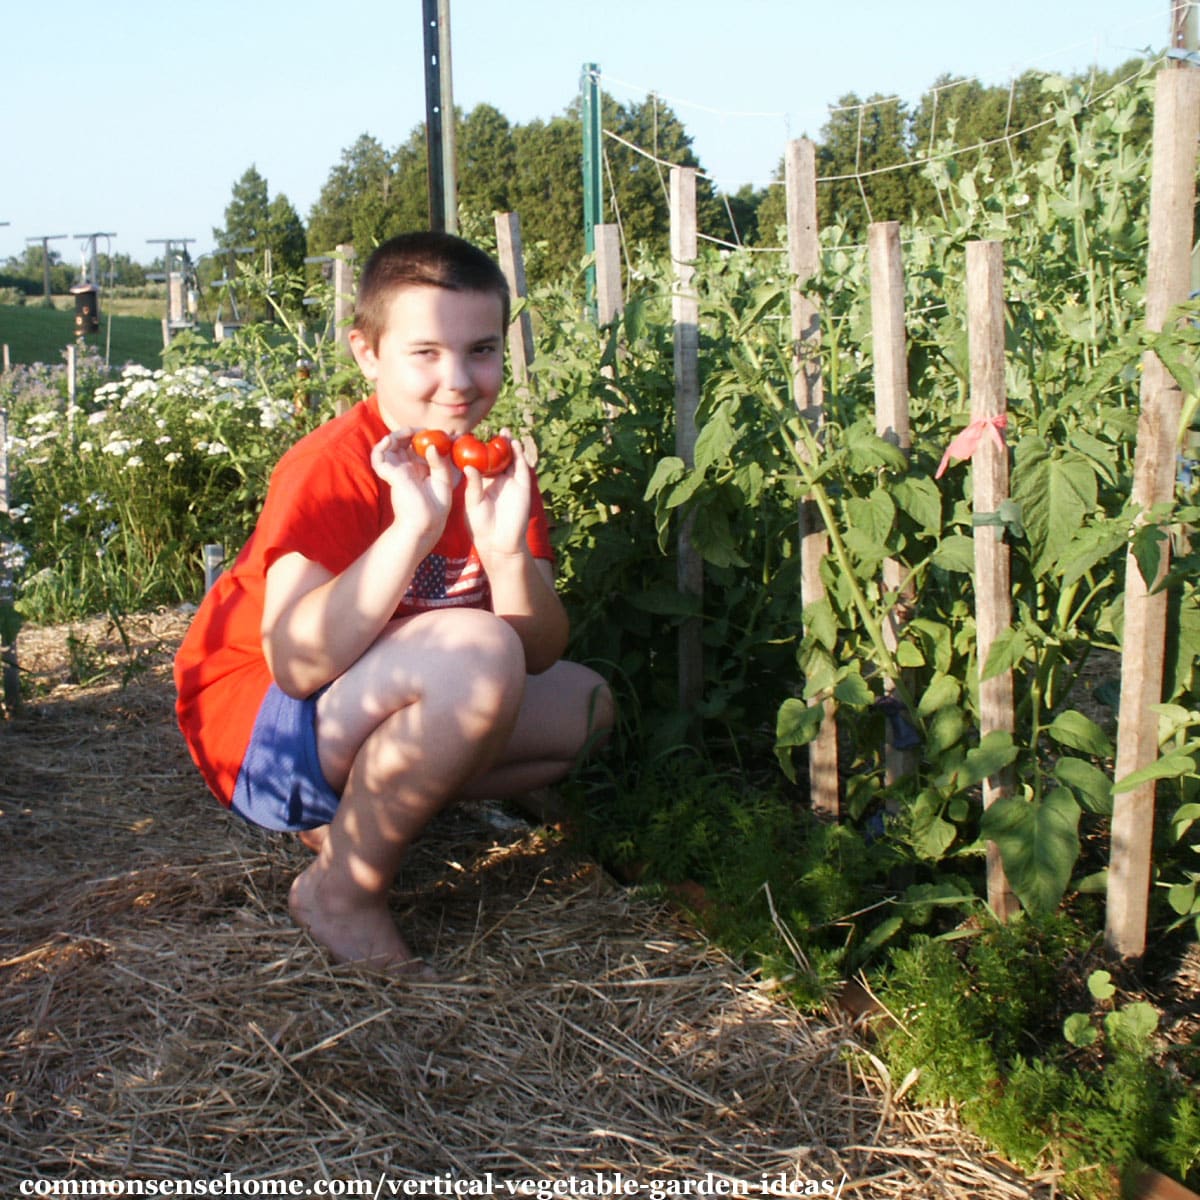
[174,395,553,808]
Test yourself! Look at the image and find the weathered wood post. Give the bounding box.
[332,244,356,417]
[670,166,704,721]
[967,239,1019,922]
[868,220,917,786]
[594,223,623,326]
[1107,67,1200,958]
[494,212,536,392]
[786,138,839,818]
[0,405,19,715]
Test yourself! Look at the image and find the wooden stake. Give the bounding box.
[670,167,703,721]
[494,212,536,391]
[1108,68,1200,959]
[967,239,1019,921]
[594,223,623,325]
[332,244,356,416]
[786,138,839,818]
[0,405,19,715]
[868,220,916,786]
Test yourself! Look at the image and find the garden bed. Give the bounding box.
[0,609,1058,1195]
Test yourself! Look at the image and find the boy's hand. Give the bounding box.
[371,430,455,546]
[462,432,531,561]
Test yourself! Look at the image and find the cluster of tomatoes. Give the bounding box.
[411,429,513,477]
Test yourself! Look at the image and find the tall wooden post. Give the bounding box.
[594,224,623,325]
[869,220,916,786]
[494,213,536,390]
[0,405,19,715]
[1108,68,1200,958]
[786,138,839,818]
[670,167,703,721]
[332,244,356,416]
[967,240,1019,922]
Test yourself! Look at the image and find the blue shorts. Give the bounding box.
[229,683,340,832]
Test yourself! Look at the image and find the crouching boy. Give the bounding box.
[174,232,613,976]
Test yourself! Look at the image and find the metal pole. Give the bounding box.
[581,63,602,311]
[437,0,458,234]
[422,0,445,232]
[27,235,67,300]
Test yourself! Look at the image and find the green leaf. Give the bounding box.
[980,627,1031,682]
[918,673,961,717]
[643,456,686,500]
[1087,969,1116,1001]
[1167,881,1198,917]
[1113,751,1198,793]
[1011,446,1098,577]
[693,504,749,568]
[891,476,942,537]
[802,597,838,652]
[1130,521,1168,589]
[844,423,910,473]
[1053,756,1114,815]
[775,698,826,782]
[1105,1001,1159,1049]
[980,788,1082,915]
[927,708,967,756]
[1170,803,1200,840]
[834,670,873,709]
[931,534,975,574]
[911,791,959,861]
[694,404,737,473]
[1046,709,1114,758]
[947,730,1019,794]
[1063,1013,1099,1047]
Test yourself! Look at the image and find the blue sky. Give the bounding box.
[0,0,1173,269]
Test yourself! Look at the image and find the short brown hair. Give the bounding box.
[353,232,511,351]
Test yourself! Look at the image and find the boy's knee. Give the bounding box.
[431,608,526,710]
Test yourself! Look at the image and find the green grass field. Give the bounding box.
[0,302,213,370]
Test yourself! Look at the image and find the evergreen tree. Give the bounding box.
[213,165,271,252]
[816,93,916,235]
[307,134,396,254]
[266,194,307,274]
[510,114,585,283]
[456,102,516,220]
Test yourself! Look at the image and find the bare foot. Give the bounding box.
[288,864,437,980]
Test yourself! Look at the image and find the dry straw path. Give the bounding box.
[1,611,1054,1196]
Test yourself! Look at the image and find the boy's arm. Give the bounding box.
[465,447,569,675]
[261,433,454,698]
[483,549,569,676]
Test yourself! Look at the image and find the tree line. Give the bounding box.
[1,59,1150,304]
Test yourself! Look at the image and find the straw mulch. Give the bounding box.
[1,610,1058,1195]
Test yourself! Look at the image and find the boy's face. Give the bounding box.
[349,285,506,435]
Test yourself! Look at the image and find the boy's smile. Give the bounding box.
[349,286,506,435]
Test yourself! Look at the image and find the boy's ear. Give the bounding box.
[348,328,378,379]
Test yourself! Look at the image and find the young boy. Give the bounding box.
[174,232,613,977]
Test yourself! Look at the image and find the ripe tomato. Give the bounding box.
[484,435,513,475]
[411,429,453,460]
[451,434,490,473]
[452,433,514,476]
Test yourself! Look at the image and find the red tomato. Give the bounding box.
[452,433,514,476]
[451,434,490,473]
[484,436,513,475]
[411,429,453,460]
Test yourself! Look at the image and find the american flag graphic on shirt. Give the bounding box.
[402,549,490,611]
